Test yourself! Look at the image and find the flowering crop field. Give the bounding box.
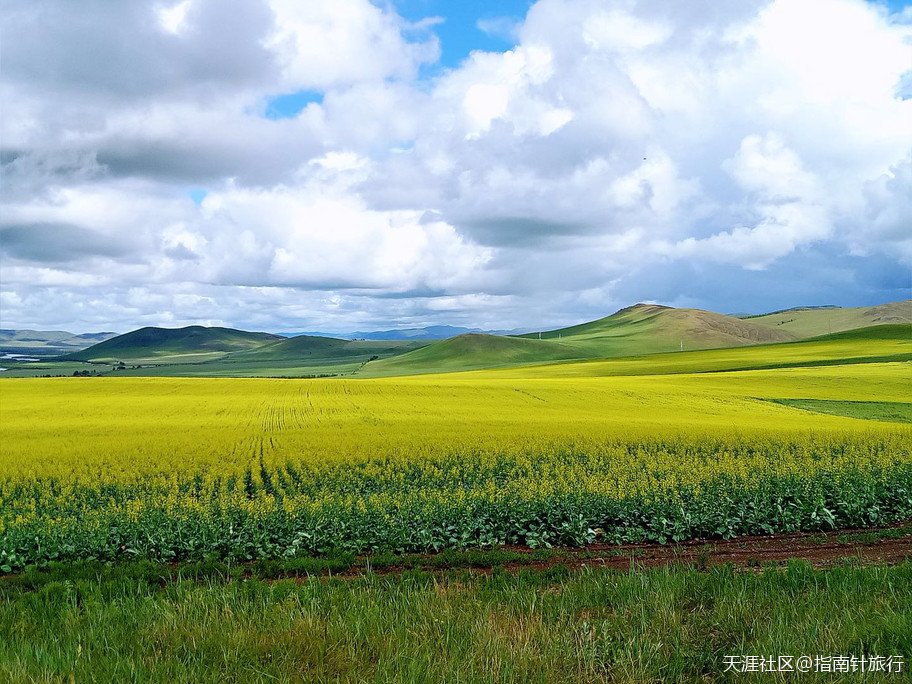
[1,360,910,571]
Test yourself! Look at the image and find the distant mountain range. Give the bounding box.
[2,300,908,377]
[277,325,525,340]
[0,329,118,355]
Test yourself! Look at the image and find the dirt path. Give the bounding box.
[523,527,912,572]
[342,525,912,578]
[6,526,909,585]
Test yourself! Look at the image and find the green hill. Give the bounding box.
[745,300,911,337]
[24,300,912,378]
[362,333,588,376]
[522,303,798,356]
[463,323,912,380]
[360,304,892,378]
[799,322,912,342]
[63,326,282,362]
[226,335,425,364]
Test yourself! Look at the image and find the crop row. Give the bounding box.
[2,435,910,571]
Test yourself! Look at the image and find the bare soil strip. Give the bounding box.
[341,525,912,578]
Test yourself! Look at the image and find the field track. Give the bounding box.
[309,526,912,578]
[166,525,912,582]
[478,526,912,575]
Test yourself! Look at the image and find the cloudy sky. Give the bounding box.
[1,0,910,333]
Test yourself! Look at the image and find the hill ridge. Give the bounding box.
[63,325,282,361]
[24,298,909,376]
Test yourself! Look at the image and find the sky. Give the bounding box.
[1,0,910,334]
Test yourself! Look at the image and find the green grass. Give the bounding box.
[363,333,589,375]
[63,325,281,362]
[444,324,912,380]
[768,399,912,424]
[1,560,910,682]
[2,336,424,378]
[229,335,424,363]
[8,323,907,379]
[365,304,807,377]
[526,302,799,350]
[7,306,909,379]
[745,300,911,338]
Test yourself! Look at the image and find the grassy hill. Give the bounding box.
[523,303,798,354]
[63,326,282,362]
[365,303,800,377]
[231,335,422,362]
[41,330,427,378]
[745,300,911,337]
[362,333,588,376]
[471,323,912,379]
[340,306,910,378]
[179,335,428,376]
[12,299,909,378]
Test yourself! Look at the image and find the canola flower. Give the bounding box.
[0,362,910,569]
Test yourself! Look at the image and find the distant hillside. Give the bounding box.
[64,326,282,362]
[362,333,587,376]
[278,325,524,340]
[348,325,485,340]
[0,329,118,355]
[362,304,803,377]
[229,334,425,362]
[14,298,909,377]
[522,303,798,356]
[746,300,911,338]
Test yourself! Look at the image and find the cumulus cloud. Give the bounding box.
[660,134,830,269]
[1,0,910,332]
[191,157,492,292]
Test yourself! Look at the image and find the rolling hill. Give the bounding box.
[522,303,798,356]
[225,334,426,363]
[63,326,282,362]
[471,323,912,379]
[15,298,909,378]
[744,300,911,337]
[349,304,905,377]
[362,333,587,375]
[50,327,427,376]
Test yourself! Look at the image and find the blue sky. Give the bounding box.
[390,0,531,66]
[878,0,911,11]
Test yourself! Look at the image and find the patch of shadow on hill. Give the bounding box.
[764,398,912,424]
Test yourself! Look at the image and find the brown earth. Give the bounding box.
[510,527,912,573]
[341,524,912,578]
[6,526,908,584]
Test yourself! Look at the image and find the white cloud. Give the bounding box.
[267,0,438,90]
[2,0,911,332]
[198,183,492,291]
[477,16,521,43]
[156,0,192,35]
[582,9,672,52]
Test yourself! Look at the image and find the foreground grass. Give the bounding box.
[1,561,910,682]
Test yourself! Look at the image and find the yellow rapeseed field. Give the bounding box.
[1,360,909,568]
